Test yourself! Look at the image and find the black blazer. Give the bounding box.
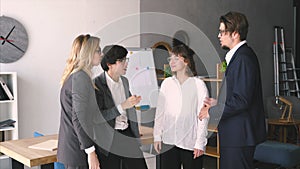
[209,44,267,147]
[94,73,141,145]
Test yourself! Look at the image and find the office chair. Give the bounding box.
[33,132,65,169]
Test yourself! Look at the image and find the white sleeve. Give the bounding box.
[194,78,210,150]
[117,104,126,115]
[84,146,95,154]
[153,81,167,142]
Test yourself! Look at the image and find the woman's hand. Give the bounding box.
[154,141,162,154]
[121,95,141,110]
[193,149,204,159]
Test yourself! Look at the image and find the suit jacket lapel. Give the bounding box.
[219,43,248,101]
[225,43,247,75]
[121,76,130,99]
[99,73,114,100]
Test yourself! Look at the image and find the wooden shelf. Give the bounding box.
[0,100,14,103]
[201,63,224,98]
[208,124,218,132]
[202,78,222,82]
[205,146,219,158]
[157,77,165,80]
[205,99,220,169]
[206,124,219,158]
[0,126,15,132]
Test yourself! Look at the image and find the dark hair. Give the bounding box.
[172,44,197,76]
[220,11,248,41]
[101,45,128,71]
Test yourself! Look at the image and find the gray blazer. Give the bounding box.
[94,73,141,145]
[57,70,114,166]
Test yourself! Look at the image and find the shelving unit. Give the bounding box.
[201,63,223,169]
[206,124,219,169]
[0,72,18,162]
[201,63,223,98]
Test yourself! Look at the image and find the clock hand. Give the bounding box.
[0,37,14,42]
[0,35,25,53]
[2,26,15,45]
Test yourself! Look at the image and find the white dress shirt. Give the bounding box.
[105,72,128,130]
[225,40,247,65]
[153,76,209,151]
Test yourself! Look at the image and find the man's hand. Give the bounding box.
[198,97,217,120]
[87,151,100,169]
[204,97,217,107]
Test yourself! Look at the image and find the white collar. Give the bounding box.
[225,40,246,65]
[105,71,121,86]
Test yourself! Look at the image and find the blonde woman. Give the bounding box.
[57,34,103,169]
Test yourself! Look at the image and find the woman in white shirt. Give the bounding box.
[153,44,209,169]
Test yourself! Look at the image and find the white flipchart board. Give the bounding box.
[125,48,159,107]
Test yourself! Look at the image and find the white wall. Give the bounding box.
[0,0,140,138]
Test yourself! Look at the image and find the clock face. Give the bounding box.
[0,16,29,63]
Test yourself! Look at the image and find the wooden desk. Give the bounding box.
[0,134,57,169]
[0,127,153,169]
[268,119,300,144]
[2,126,223,169]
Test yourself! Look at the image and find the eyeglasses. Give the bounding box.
[218,29,228,36]
[95,48,102,54]
[117,57,129,63]
[167,56,180,63]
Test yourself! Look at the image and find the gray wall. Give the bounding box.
[140,0,294,104]
[296,1,300,68]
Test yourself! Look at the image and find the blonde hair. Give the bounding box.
[60,35,100,85]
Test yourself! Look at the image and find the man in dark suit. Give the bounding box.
[199,11,267,169]
[94,45,148,169]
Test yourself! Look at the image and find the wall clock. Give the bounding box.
[0,16,29,63]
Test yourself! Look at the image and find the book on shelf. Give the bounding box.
[0,119,16,128]
[0,83,9,100]
[0,78,14,100]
